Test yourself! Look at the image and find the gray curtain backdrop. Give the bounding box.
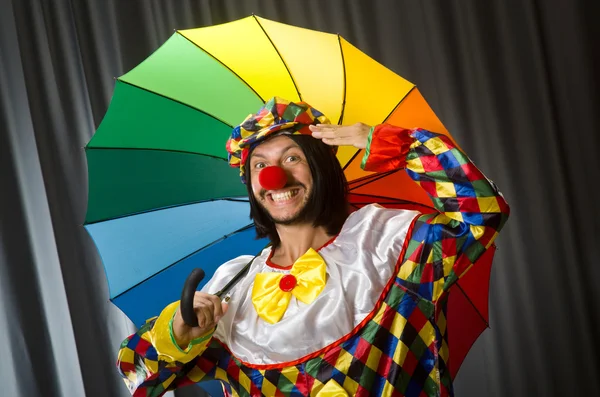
[1,0,598,396]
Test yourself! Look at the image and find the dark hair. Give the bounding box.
[245,134,349,248]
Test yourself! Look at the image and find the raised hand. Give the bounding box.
[172,292,228,349]
[309,123,372,149]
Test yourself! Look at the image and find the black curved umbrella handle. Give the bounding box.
[180,268,205,327]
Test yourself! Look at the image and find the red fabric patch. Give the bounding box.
[227,358,240,379]
[249,379,262,396]
[401,349,418,376]
[376,353,393,377]
[295,112,313,125]
[408,244,425,263]
[420,263,434,283]
[355,384,371,396]
[240,148,249,167]
[442,237,457,258]
[323,346,342,366]
[380,304,397,329]
[408,307,429,332]
[119,361,135,373]
[362,124,412,172]
[297,125,312,136]
[177,376,197,388]
[478,227,498,247]
[293,372,310,396]
[419,154,444,172]
[418,181,437,197]
[275,104,287,118]
[453,255,472,277]
[304,374,315,394]
[460,162,483,182]
[458,197,480,213]
[498,196,511,214]
[355,337,372,363]
[136,338,152,356]
[198,356,216,373]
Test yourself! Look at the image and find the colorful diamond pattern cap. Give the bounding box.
[226,96,331,182]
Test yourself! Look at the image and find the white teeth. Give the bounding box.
[271,190,297,202]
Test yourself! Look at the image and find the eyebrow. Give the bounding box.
[251,144,300,160]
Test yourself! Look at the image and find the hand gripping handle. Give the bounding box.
[180,268,205,327]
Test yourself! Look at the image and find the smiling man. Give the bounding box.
[246,134,349,268]
[117,97,509,397]
[251,136,317,222]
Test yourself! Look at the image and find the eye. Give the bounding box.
[285,155,300,163]
[254,162,267,169]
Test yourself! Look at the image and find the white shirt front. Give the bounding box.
[201,204,419,366]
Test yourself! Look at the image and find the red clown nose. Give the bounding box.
[258,166,287,190]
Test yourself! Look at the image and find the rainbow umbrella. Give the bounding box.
[85,15,491,380]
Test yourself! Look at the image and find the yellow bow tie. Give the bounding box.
[252,248,327,324]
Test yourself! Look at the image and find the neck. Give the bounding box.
[271,223,332,266]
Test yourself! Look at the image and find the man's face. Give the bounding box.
[249,135,313,225]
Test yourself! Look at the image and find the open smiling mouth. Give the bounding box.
[266,189,300,204]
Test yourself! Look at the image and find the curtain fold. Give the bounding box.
[1,0,598,396]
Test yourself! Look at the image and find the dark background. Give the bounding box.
[1,0,599,396]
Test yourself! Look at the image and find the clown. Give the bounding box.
[117,97,509,396]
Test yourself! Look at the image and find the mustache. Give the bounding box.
[259,183,306,199]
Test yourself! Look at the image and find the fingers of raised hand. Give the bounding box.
[310,123,370,149]
[309,124,340,138]
[193,293,223,329]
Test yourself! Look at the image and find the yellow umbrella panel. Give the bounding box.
[179,15,454,208]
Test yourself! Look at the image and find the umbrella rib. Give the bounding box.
[351,201,409,205]
[349,193,436,211]
[342,149,362,171]
[350,192,433,205]
[346,171,384,186]
[347,166,406,185]
[111,223,259,301]
[84,146,228,161]
[382,85,417,123]
[454,282,490,328]
[348,169,400,191]
[222,198,251,203]
[83,197,249,226]
[349,192,406,201]
[116,80,234,127]
[337,34,347,125]
[341,67,416,172]
[340,69,416,171]
[176,32,265,103]
[252,15,302,101]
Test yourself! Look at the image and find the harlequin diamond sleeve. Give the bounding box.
[116,301,225,396]
[362,124,510,302]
